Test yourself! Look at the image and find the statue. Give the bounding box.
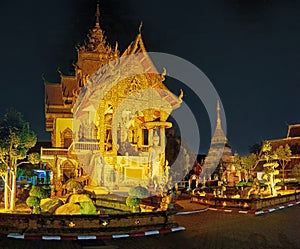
[148,131,164,191]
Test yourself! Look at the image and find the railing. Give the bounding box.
[41,147,69,157]
[177,181,189,189]
[191,191,300,211]
[74,142,99,151]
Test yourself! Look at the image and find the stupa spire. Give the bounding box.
[95,1,100,28]
[217,100,221,128]
[211,100,227,145]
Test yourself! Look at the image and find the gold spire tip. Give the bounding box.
[95,1,100,27]
[139,21,143,33]
[217,100,220,112]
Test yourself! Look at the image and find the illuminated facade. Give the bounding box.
[41,4,181,192]
[255,124,300,181]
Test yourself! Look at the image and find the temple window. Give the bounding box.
[105,129,112,151]
[64,99,72,105]
[143,129,149,145]
[61,128,73,148]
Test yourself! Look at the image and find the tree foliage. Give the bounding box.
[241,154,258,181]
[0,109,36,159]
[29,185,49,199]
[275,144,291,185]
[26,196,40,208]
[0,109,37,210]
[233,153,243,171]
[233,153,258,182]
[126,196,140,207]
[261,141,281,196]
[65,179,83,193]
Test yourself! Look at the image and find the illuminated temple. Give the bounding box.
[41,4,182,193]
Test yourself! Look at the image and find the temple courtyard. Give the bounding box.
[0,203,299,249]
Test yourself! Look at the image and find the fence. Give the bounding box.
[0,211,177,236]
[191,191,300,211]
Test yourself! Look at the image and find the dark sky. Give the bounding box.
[0,0,300,155]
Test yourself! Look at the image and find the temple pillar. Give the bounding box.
[98,102,106,153]
[148,129,153,147]
[160,127,165,151]
[160,127,166,175]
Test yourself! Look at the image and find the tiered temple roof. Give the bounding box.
[256,124,300,173]
[264,124,300,156]
[45,3,119,132]
[45,3,181,140]
[287,124,300,138]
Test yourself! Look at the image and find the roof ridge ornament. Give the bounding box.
[139,21,143,34]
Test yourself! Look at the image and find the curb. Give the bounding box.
[254,201,300,215]
[208,201,300,215]
[1,227,186,240]
[176,208,209,215]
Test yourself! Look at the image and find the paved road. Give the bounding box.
[1,206,299,249]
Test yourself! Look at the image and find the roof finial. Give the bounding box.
[41,73,46,82]
[139,21,143,34]
[95,1,100,28]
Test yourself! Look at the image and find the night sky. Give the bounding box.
[0,0,300,155]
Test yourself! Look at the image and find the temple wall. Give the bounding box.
[54,118,73,148]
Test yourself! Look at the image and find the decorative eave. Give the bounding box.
[121,31,182,110]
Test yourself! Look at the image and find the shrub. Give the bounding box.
[32,206,41,214]
[237,181,246,187]
[65,179,83,193]
[128,186,149,199]
[40,198,64,214]
[126,196,140,207]
[79,201,97,214]
[26,196,40,207]
[246,182,253,187]
[29,185,49,199]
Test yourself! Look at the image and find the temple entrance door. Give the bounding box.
[61,160,75,183]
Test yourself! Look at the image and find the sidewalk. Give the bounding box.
[175,198,208,215]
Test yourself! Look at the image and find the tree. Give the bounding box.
[0,109,37,210]
[241,154,258,182]
[275,144,291,186]
[232,153,258,185]
[261,141,281,196]
[233,153,243,182]
[26,185,50,214]
[17,162,36,178]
